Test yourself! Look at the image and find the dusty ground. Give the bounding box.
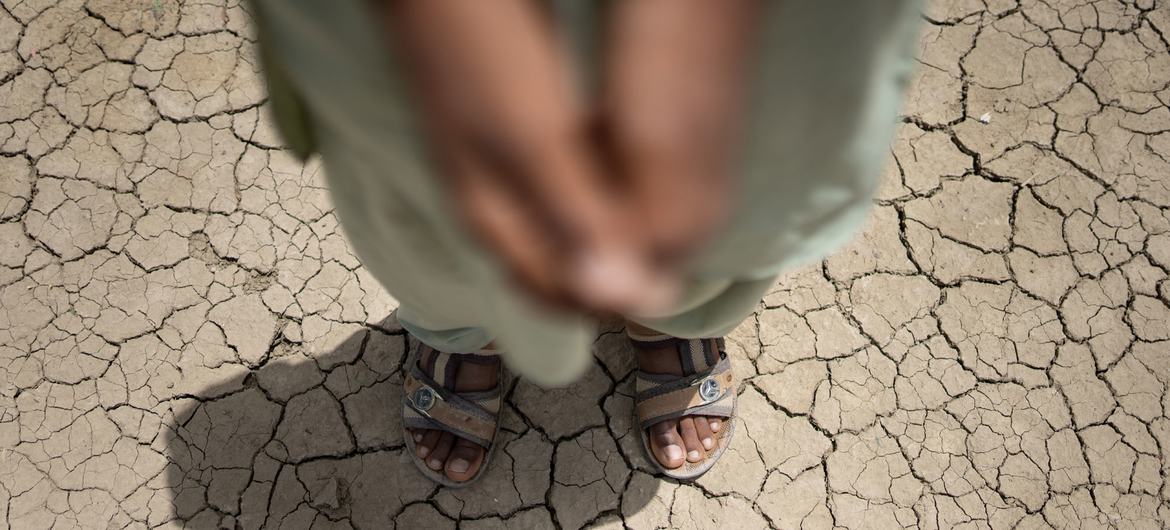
[2,0,1170,528]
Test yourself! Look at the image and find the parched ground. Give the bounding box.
[2,0,1170,528]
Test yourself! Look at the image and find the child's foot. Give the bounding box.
[406,348,500,483]
[630,333,728,470]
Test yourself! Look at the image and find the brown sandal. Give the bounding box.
[629,331,737,480]
[402,344,506,487]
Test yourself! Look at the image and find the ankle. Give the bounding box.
[628,335,685,377]
[454,360,498,392]
[626,321,667,340]
[416,349,500,392]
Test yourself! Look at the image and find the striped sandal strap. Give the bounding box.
[417,344,502,390]
[627,333,724,376]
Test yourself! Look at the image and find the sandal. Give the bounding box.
[402,343,506,487]
[629,331,737,480]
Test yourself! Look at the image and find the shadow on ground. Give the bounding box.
[163,311,660,529]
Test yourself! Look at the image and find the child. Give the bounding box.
[247,0,919,485]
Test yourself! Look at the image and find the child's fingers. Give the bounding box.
[386,0,680,314]
[451,132,678,315]
[449,148,572,307]
[601,0,760,264]
[468,123,677,315]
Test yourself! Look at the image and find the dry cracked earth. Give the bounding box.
[2,0,1170,529]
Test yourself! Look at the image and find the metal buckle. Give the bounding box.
[697,376,721,403]
[411,385,440,415]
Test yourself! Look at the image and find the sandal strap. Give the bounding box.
[419,345,501,390]
[634,348,735,430]
[403,345,502,448]
[627,334,722,376]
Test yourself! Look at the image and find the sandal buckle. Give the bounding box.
[697,376,721,402]
[411,385,440,414]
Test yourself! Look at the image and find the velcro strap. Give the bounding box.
[404,371,497,447]
[635,370,734,428]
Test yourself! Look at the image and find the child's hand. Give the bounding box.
[383,0,757,315]
[383,0,676,315]
[601,0,760,268]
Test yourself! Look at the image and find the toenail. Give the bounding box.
[428,458,443,470]
[710,421,721,432]
[413,432,423,442]
[449,458,469,473]
[417,446,430,457]
[688,450,701,460]
[702,437,713,449]
[665,445,683,461]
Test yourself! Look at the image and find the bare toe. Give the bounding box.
[428,432,455,470]
[695,415,715,450]
[417,429,441,459]
[649,420,686,469]
[677,416,704,462]
[446,437,485,482]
